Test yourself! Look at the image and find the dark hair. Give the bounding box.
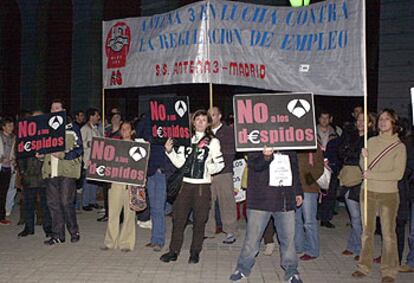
[74,110,84,116]
[318,110,331,118]
[51,99,64,108]
[1,117,14,128]
[120,121,136,140]
[191,109,214,138]
[85,108,100,121]
[377,108,399,134]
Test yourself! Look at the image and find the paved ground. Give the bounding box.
[0,205,413,283]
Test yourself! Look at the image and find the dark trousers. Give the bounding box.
[46,177,79,240]
[23,188,52,234]
[396,219,406,264]
[0,168,12,220]
[169,183,211,255]
[319,173,338,222]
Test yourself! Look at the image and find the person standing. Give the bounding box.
[136,114,167,252]
[352,109,406,283]
[206,107,238,244]
[101,121,137,252]
[41,99,83,245]
[230,147,304,283]
[160,110,224,264]
[317,110,340,228]
[295,147,324,261]
[0,117,16,225]
[80,108,102,211]
[17,111,52,238]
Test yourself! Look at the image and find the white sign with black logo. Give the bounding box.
[269,153,292,187]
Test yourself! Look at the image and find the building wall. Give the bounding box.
[377,0,414,120]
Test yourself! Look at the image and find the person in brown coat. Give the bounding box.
[295,147,325,260]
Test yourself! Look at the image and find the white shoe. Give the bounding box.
[5,211,11,217]
[263,243,275,256]
[137,220,152,229]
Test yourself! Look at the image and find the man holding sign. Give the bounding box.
[230,147,304,283]
[40,100,83,245]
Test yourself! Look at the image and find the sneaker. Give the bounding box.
[82,205,93,211]
[229,270,245,281]
[223,233,236,244]
[263,243,275,256]
[0,220,11,226]
[97,215,108,222]
[300,254,317,261]
[399,264,414,272]
[137,220,152,229]
[5,211,11,217]
[90,203,103,209]
[287,274,303,283]
[44,238,65,245]
[320,221,335,228]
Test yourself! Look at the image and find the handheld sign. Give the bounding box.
[86,137,150,187]
[233,93,317,152]
[17,111,66,159]
[149,96,191,146]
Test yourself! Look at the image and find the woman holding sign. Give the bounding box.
[101,121,138,252]
[160,110,224,264]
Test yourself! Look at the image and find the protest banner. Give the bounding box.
[17,111,66,159]
[149,96,191,146]
[103,0,364,97]
[86,137,150,186]
[233,92,317,151]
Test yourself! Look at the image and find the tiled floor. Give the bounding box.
[0,205,413,282]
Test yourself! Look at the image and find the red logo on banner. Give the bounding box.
[105,22,131,69]
[110,70,123,86]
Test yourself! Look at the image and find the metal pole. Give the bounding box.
[362,0,368,226]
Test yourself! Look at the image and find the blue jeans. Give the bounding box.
[236,209,299,281]
[345,190,362,255]
[407,200,414,267]
[147,171,167,246]
[295,192,319,257]
[82,177,97,207]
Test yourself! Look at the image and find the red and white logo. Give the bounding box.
[105,22,131,69]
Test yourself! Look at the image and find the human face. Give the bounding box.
[356,113,364,133]
[377,112,394,135]
[193,114,209,133]
[2,122,14,135]
[89,112,101,125]
[353,106,363,119]
[51,102,63,113]
[208,107,221,128]
[121,123,133,140]
[318,113,330,128]
[111,114,122,127]
[76,112,85,123]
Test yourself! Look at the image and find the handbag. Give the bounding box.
[316,165,331,190]
[338,165,362,187]
[128,186,147,212]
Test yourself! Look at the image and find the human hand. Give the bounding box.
[165,138,174,153]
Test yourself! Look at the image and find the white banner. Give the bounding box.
[103,0,364,96]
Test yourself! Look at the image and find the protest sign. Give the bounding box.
[17,111,66,159]
[103,0,364,97]
[233,158,247,203]
[149,96,191,146]
[86,137,150,186]
[233,92,317,151]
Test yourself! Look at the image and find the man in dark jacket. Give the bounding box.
[230,147,303,283]
[206,107,238,244]
[18,110,52,238]
[136,114,167,251]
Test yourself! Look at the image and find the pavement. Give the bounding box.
[0,204,413,283]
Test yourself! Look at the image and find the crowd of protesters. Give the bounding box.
[0,100,413,283]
